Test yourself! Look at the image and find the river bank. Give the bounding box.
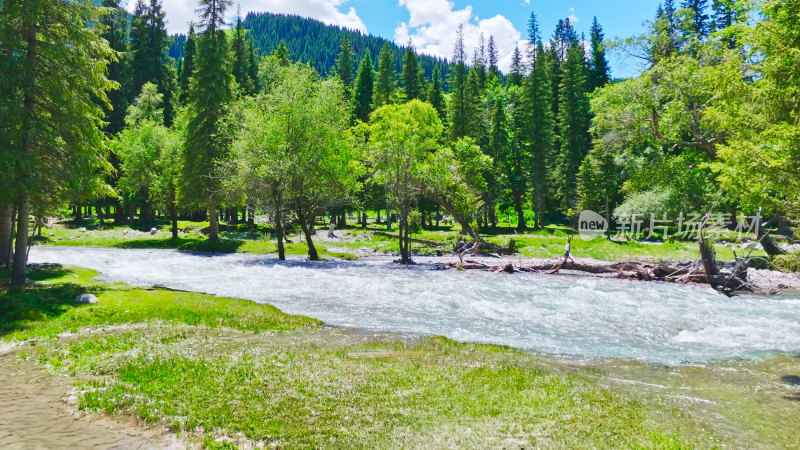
[2,264,799,448]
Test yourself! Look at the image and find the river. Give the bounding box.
[29,246,800,365]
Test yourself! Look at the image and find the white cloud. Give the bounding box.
[567,7,579,24]
[124,0,366,35]
[394,0,526,73]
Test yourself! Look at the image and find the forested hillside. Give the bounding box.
[169,12,451,83]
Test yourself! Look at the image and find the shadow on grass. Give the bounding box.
[0,265,106,337]
[113,237,245,253]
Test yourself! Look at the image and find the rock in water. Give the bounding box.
[75,294,99,304]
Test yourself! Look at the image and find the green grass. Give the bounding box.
[1,265,718,448]
[0,265,318,341]
[36,221,358,260]
[35,215,772,263]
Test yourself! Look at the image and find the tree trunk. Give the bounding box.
[757,225,786,257]
[0,205,12,268]
[436,206,440,228]
[299,212,319,261]
[11,194,30,289]
[605,196,612,239]
[272,188,285,260]
[168,204,179,239]
[386,209,392,231]
[208,198,219,241]
[515,197,526,231]
[247,203,255,226]
[361,210,367,229]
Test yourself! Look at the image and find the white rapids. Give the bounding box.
[29,246,800,365]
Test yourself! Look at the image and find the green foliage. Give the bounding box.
[182,0,235,241]
[428,66,446,120]
[231,14,257,95]
[99,0,130,135]
[402,43,422,101]
[113,83,182,227]
[335,35,355,89]
[588,17,610,91]
[130,0,177,126]
[552,43,591,213]
[178,24,196,104]
[373,42,396,108]
[352,50,374,123]
[241,12,450,81]
[772,252,800,273]
[237,64,360,260]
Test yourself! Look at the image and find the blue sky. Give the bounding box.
[151,0,662,78]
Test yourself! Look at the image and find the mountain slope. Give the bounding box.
[242,12,450,83]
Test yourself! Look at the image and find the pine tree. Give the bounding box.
[651,4,678,62]
[232,12,254,95]
[508,46,524,86]
[553,18,578,61]
[448,24,469,140]
[373,42,395,108]
[129,0,176,125]
[4,0,115,288]
[428,66,446,120]
[522,19,555,229]
[487,36,500,80]
[183,0,234,242]
[352,50,374,123]
[179,24,196,104]
[552,43,591,213]
[402,42,422,101]
[711,0,738,48]
[273,40,291,66]
[588,17,610,91]
[247,39,260,92]
[683,0,710,38]
[100,0,129,135]
[473,34,487,89]
[336,35,355,89]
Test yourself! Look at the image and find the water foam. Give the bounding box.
[30,246,800,365]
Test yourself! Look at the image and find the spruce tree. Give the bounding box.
[129,0,176,125]
[523,24,555,229]
[588,17,610,91]
[473,34,487,89]
[373,42,395,108]
[183,0,234,242]
[247,40,260,93]
[273,40,291,66]
[683,0,710,38]
[402,42,422,101]
[428,67,446,120]
[232,13,254,95]
[179,24,197,104]
[352,50,374,123]
[508,46,524,87]
[336,35,355,89]
[448,24,469,139]
[552,43,591,213]
[487,36,500,80]
[4,0,115,288]
[100,0,129,135]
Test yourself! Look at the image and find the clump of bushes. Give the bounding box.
[772,252,800,272]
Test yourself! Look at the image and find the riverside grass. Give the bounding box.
[37,216,765,263]
[0,265,709,448]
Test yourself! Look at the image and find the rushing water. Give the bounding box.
[30,246,800,365]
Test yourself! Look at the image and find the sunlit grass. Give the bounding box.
[1,265,712,448]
